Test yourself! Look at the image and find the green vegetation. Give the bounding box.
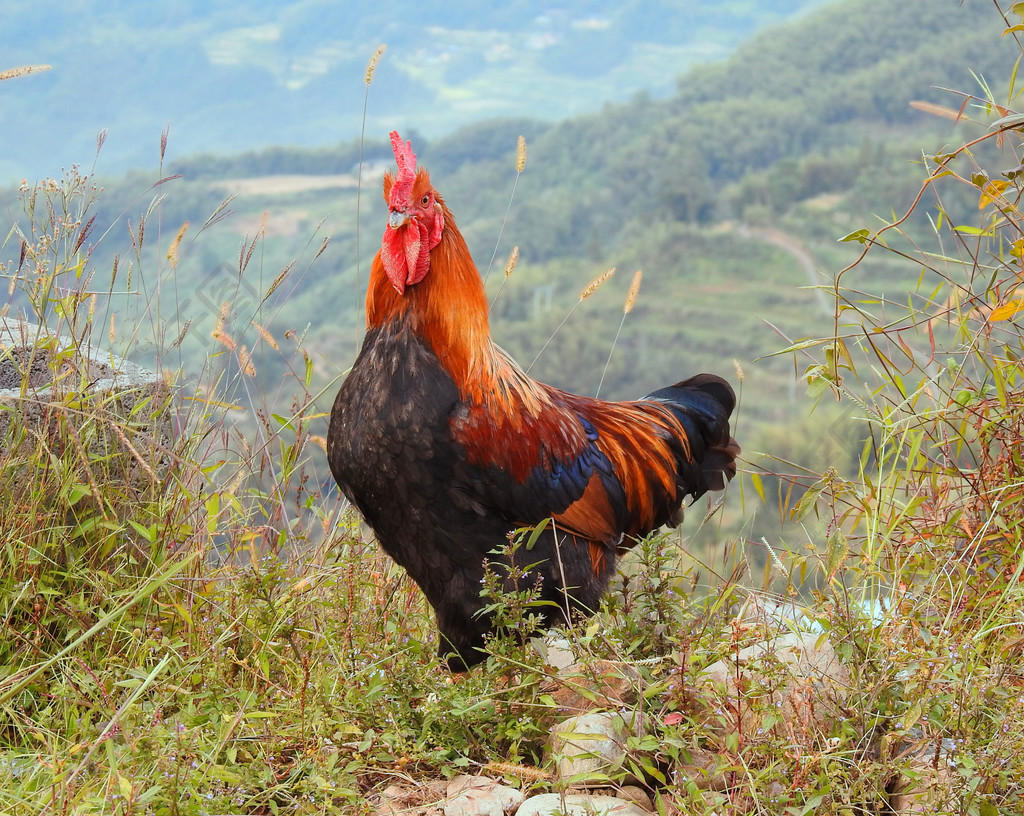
[3,0,1024,812]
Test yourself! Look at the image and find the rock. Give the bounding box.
[532,635,641,715]
[545,659,642,714]
[734,593,819,632]
[888,734,956,814]
[516,792,651,816]
[615,785,654,811]
[696,631,851,742]
[0,317,174,493]
[534,636,576,672]
[443,774,524,816]
[673,747,727,791]
[549,711,646,784]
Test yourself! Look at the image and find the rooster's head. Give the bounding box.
[380,131,445,294]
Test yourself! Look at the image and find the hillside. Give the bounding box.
[136,0,1013,404]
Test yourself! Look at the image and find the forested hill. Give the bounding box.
[420,0,1017,263]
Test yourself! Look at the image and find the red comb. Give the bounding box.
[388,130,416,210]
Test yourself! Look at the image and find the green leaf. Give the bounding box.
[271,413,296,430]
[825,526,848,578]
[791,482,823,521]
[952,223,997,237]
[207,765,243,784]
[523,517,552,551]
[954,389,975,406]
[839,228,871,243]
[129,520,158,543]
[67,483,91,505]
[750,472,766,503]
[900,699,924,731]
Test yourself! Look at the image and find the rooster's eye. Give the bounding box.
[420,194,430,206]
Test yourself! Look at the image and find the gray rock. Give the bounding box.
[697,631,851,741]
[734,593,819,632]
[443,775,524,816]
[533,635,576,672]
[0,317,173,492]
[615,785,653,811]
[549,711,646,784]
[516,792,651,816]
[888,732,956,814]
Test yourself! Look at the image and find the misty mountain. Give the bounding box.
[1,0,829,185]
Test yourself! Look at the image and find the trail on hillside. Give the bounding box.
[735,224,831,317]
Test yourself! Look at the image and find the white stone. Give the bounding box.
[549,711,646,783]
[532,635,576,672]
[516,793,650,816]
[697,631,851,740]
[443,774,523,816]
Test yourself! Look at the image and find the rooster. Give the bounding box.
[328,132,739,670]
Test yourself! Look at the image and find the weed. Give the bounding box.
[6,9,1024,813]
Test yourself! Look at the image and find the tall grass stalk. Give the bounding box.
[596,269,642,397]
[483,135,527,285]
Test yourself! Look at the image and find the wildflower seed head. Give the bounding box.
[252,321,279,351]
[581,267,615,300]
[504,246,519,278]
[167,221,189,267]
[624,269,642,314]
[365,45,386,85]
[0,64,51,82]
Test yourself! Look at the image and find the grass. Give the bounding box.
[4,21,1024,814]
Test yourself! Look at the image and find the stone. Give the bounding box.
[516,792,651,816]
[549,711,647,784]
[545,659,642,715]
[734,593,819,632]
[0,317,173,493]
[615,785,654,811]
[534,635,576,672]
[696,631,851,742]
[673,747,727,791]
[443,774,524,816]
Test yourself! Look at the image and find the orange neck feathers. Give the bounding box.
[367,205,494,398]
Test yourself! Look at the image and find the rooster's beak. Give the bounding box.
[388,210,410,229]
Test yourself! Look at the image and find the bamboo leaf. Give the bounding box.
[990,299,1024,321]
[979,179,1011,209]
[750,472,767,503]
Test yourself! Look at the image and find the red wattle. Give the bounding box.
[381,222,431,293]
[380,226,408,294]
